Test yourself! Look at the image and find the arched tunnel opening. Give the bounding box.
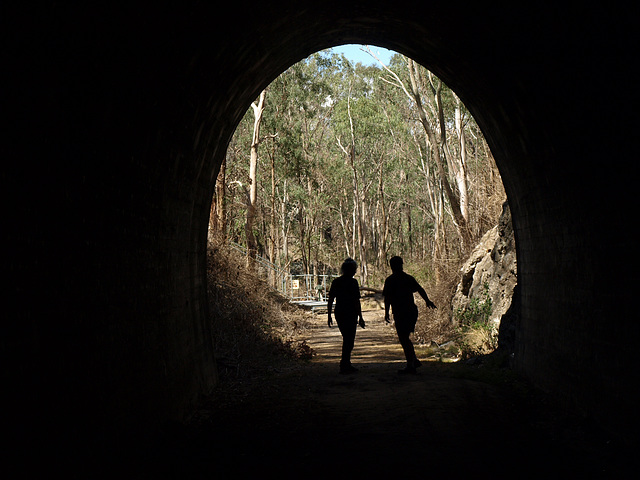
[5,2,636,475]
[213,43,513,367]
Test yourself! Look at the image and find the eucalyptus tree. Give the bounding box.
[259,52,346,274]
[213,46,505,290]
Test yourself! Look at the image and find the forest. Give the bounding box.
[208,46,506,299]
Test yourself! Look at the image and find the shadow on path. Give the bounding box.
[92,310,627,478]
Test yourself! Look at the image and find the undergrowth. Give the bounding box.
[412,263,500,360]
[413,260,460,347]
[207,235,501,376]
[207,239,313,381]
[454,282,499,358]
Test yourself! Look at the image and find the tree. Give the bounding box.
[208,156,226,243]
[336,81,368,285]
[214,46,506,292]
[245,89,267,263]
[376,54,472,249]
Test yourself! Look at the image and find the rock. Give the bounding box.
[452,201,517,331]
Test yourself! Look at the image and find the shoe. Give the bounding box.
[398,366,417,374]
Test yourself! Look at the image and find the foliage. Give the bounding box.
[453,282,499,358]
[454,282,493,327]
[213,45,506,313]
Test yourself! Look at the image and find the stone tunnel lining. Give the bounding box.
[5,2,636,449]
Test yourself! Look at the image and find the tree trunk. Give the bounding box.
[378,163,388,268]
[269,142,276,287]
[246,89,266,265]
[454,93,470,223]
[280,179,289,269]
[209,156,226,243]
[337,84,368,285]
[406,59,471,249]
[338,192,351,258]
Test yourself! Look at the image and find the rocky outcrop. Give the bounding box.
[452,201,517,332]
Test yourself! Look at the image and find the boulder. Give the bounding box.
[452,201,517,331]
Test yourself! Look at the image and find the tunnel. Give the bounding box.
[4,1,637,467]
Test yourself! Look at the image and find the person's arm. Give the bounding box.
[327,293,335,327]
[384,298,391,323]
[417,285,436,309]
[356,282,365,328]
[382,278,391,323]
[383,280,391,323]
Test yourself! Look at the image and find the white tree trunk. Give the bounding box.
[246,89,266,263]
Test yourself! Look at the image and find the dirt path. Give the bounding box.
[306,307,407,366]
[140,309,624,478]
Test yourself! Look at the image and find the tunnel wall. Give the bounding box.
[4,2,637,450]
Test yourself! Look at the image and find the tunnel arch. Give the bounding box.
[7,2,635,455]
[185,6,633,442]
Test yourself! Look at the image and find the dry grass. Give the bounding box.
[414,261,460,346]
[206,239,313,380]
[412,256,501,360]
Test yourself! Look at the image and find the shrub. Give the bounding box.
[454,282,493,327]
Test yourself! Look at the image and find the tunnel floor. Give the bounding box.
[87,310,624,478]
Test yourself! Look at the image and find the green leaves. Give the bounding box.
[221,47,503,281]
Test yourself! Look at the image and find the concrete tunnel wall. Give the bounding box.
[4,2,637,447]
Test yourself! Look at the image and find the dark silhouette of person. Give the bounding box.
[383,256,436,374]
[328,258,366,374]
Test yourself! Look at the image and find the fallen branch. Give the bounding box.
[359,286,383,294]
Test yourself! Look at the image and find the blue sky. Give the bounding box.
[326,44,396,66]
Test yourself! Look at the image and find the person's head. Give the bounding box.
[389,256,404,273]
[341,258,357,277]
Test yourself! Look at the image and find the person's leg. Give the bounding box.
[338,321,357,373]
[396,327,417,373]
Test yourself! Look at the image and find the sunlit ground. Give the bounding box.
[306,307,448,367]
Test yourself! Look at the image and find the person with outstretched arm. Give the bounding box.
[383,256,436,374]
[328,258,366,374]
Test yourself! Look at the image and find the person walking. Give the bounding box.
[327,258,366,374]
[383,256,436,374]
